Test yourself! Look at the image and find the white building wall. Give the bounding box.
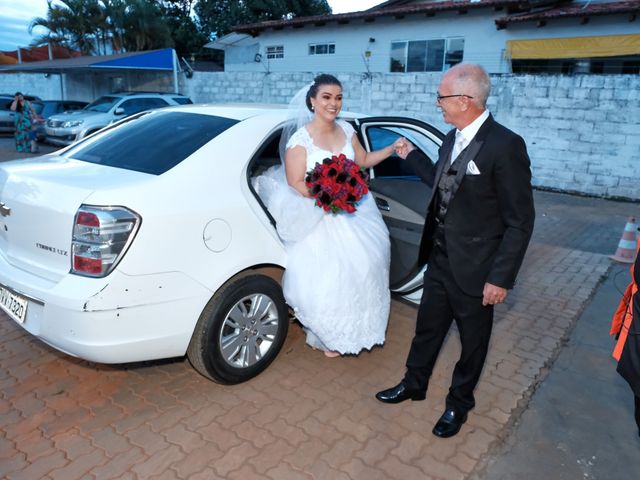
[0,71,180,104]
[225,12,638,74]
[0,73,63,99]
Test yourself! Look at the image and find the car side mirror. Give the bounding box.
[114,107,125,115]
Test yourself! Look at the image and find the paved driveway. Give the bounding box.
[0,136,637,479]
[0,134,59,161]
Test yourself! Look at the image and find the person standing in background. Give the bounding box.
[10,92,36,153]
[610,237,640,437]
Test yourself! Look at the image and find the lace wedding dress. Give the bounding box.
[253,120,390,354]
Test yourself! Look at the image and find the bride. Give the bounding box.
[255,74,400,357]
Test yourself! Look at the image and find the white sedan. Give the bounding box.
[0,104,443,384]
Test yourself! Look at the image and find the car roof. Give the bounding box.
[166,103,363,123]
[169,103,288,121]
[41,99,87,103]
[106,91,188,98]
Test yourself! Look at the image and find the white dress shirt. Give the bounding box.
[451,109,490,164]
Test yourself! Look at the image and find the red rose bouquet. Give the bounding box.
[305,153,370,214]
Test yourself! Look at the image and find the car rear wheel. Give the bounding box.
[187,274,289,384]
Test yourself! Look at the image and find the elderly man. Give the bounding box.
[376,64,535,438]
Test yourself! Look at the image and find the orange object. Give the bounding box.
[611,238,639,361]
[611,216,638,264]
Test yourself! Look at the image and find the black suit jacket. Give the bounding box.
[406,114,535,296]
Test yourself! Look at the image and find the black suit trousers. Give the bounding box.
[403,246,494,413]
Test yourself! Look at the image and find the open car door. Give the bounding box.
[354,117,444,304]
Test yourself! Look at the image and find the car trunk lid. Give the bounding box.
[0,156,144,282]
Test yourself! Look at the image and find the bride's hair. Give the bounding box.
[305,74,342,112]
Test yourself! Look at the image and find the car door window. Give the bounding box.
[357,117,444,289]
[172,96,193,105]
[366,125,441,179]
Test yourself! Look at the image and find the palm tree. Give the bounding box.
[123,0,173,51]
[30,0,174,54]
[30,0,104,55]
[100,0,128,54]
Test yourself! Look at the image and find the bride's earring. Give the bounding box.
[311,104,315,111]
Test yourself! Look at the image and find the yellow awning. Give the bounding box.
[507,34,640,60]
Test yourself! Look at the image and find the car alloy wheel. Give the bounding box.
[219,292,280,368]
[187,274,289,384]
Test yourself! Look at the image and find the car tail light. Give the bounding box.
[71,205,141,277]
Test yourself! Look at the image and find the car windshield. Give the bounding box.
[85,96,119,112]
[63,111,239,175]
[39,102,57,117]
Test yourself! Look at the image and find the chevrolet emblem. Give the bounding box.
[0,202,10,217]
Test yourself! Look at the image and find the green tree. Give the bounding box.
[159,0,208,58]
[30,0,104,55]
[123,0,173,51]
[196,0,331,39]
[30,0,175,54]
[101,0,128,53]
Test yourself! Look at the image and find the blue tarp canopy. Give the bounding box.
[91,49,175,70]
[0,48,177,73]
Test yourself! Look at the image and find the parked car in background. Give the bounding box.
[0,104,443,384]
[44,91,192,146]
[0,94,42,134]
[33,100,88,141]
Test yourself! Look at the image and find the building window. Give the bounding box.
[309,43,335,55]
[511,56,640,74]
[266,45,284,59]
[390,38,464,72]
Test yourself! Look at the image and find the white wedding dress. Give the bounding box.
[253,120,390,354]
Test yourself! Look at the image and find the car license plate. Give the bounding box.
[0,285,28,324]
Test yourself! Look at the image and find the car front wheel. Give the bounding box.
[187,274,289,384]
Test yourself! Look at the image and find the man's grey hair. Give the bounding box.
[447,64,491,108]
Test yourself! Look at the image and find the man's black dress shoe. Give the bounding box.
[432,408,468,438]
[375,382,426,404]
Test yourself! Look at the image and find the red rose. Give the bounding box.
[306,154,369,214]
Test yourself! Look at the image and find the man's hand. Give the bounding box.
[394,137,416,159]
[482,282,507,306]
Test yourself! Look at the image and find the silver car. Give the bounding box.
[33,100,87,141]
[45,91,192,146]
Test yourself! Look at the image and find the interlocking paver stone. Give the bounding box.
[378,454,433,480]
[211,442,259,478]
[341,457,391,480]
[247,438,298,474]
[48,449,108,480]
[88,445,147,479]
[0,154,636,480]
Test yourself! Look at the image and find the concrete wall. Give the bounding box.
[1,70,637,200]
[180,71,639,200]
[0,71,176,103]
[63,71,175,102]
[0,73,63,99]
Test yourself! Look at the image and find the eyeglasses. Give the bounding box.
[436,93,474,102]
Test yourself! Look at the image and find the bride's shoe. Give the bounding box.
[324,350,340,358]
